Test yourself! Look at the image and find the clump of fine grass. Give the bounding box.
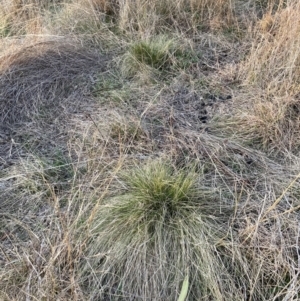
[121,35,198,78]
[81,160,244,301]
[130,39,172,70]
[52,0,106,41]
[121,36,174,78]
[211,93,300,156]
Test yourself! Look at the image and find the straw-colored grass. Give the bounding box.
[1,0,300,300]
[243,1,300,96]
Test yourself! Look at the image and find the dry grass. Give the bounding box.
[86,0,236,34]
[243,1,300,96]
[0,40,109,125]
[1,0,300,300]
[212,92,300,155]
[0,0,57,36]
[212,0,300,155]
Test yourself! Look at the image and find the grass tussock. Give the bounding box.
[121,35,199,81]
[82,160,244,301]
[121,36,174,79]
[212,93,300,155]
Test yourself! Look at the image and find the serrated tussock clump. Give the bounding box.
[81,161,244,301]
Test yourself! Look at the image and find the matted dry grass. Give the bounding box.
[0,0,300,300]
[0,37,111,171]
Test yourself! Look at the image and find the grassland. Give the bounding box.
[0,0,300,300]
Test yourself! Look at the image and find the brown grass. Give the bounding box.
[243,1,300,96]
[1,0,300,300]
[67,0,236,35]
[212,0,300,155]
[212,92,300,155]
[0,0,54,36]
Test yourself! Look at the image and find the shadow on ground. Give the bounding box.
[0,40,110,169]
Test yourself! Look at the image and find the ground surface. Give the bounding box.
[1,1,300,300]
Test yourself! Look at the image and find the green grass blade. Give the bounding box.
[177,274,189,301]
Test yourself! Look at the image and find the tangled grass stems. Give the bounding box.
[81,160,244,300]
[1,0,300,300]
